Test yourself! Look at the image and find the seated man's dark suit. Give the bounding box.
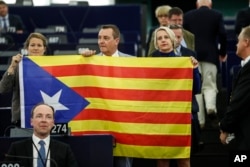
[5,138,78,167]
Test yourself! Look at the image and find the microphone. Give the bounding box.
[58,9,77,42]
[3,125,17,137]
[5,154,58,167]
[29,17,38,31]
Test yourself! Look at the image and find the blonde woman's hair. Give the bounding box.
[155,5,172,17]
[153,26,177,50]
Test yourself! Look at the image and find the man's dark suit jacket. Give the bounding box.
[8,14,26,32]
[183,6,227,66]
[235,7,250,35]
[1,14,25,43]
[5,138,78,167]
[220,61,250,150]
[180,45,197,58]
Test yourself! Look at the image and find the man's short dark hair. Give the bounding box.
[101,24,120,39]
[168,7,184,18]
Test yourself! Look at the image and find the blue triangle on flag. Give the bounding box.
[22,58,89,128]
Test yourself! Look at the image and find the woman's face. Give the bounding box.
[27,37,46,56]
[157,14,169,26]
[156,29,173,53]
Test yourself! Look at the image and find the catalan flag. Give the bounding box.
[20,56,193,159]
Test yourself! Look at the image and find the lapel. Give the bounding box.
[26,138,34,166]
[232,66,242,90]
[232,61,250,90]
[49,139,56,167]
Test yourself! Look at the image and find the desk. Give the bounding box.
[0,135,113,167]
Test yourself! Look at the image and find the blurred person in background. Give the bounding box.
[234,0,250,36]
[146,5,172,56]
[0,0,25,34]
[183,0,227,128]
[168,7,195,51]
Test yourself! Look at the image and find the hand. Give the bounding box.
[16,30,24,34]
[7,54,23,75]
[219,55,227,62]
[220,130,229,145]
[190,56,199,68]
[80,49,96,57]
[10,54,23,67]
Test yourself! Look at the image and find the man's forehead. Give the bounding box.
[0,4,7,7]
[99,28,112,33]
[34,105,52,112]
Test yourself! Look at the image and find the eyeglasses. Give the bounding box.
[158,15,168,18]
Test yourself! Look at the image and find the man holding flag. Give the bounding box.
[80,24,134,167]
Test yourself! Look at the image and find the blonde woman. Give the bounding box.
[150,26,200,167]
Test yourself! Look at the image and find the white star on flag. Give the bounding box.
[40,89,69,113]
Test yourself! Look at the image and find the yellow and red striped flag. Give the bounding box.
[21,56,193,159]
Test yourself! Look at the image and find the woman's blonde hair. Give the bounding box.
[153,26,177,50]
[155,5,172,17]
